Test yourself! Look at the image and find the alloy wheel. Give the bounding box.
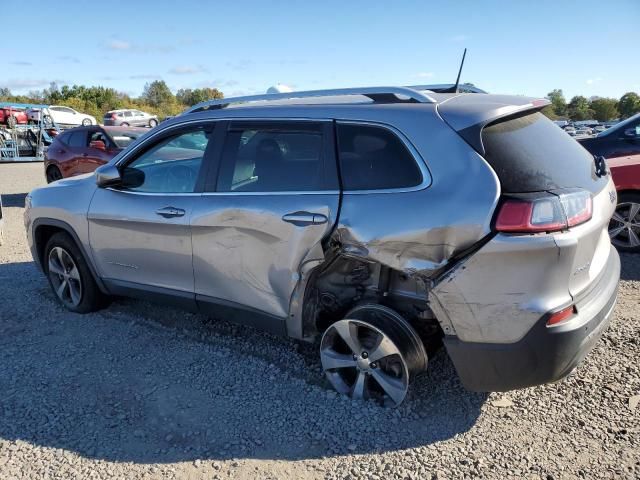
[609,201,640,250]
[320,319,410,407]
[48,246,82,307]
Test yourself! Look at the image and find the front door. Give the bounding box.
[88,123,217,304]
[191,120,340,333]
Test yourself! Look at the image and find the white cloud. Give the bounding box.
[129,74,160,80]
[107,40,131,50]
[450,34,469,42]
[105,39,174,54]
[0,79,62,90]
[168,65,209,75]
[586,77,603,85]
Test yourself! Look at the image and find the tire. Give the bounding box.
[320,304,427,406]
[609,192,640,253]
[44,232,109,313]
[7,116,16,128]
[82,118,92,126]
[46,165,63,183]
[149,118,158,128]
[120,122,129,127]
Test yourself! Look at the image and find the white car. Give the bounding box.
[28,106,96,127]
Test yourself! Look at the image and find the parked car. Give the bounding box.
[44,126,147,183]
[103,109,158,128]
[607,153,640,252]
[38,106,97,127]
[0,106,28,128]
[25,86,620,406]
[579,112,640,159]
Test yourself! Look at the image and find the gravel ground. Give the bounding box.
[0,163,638,480]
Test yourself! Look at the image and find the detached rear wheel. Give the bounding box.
[44,232,108,313]
[609,192,640,252]
[320,304,427,407]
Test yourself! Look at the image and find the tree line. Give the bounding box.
[2,81,639,124]
[0,80,223,121]
[543,89,640,122]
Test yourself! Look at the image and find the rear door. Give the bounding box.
[88,121,218,305]
[79,128,112,174]
[191,120,340,333]
[63,129,89,176]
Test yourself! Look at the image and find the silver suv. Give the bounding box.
[103,109,158,128]
[25,87,620,406]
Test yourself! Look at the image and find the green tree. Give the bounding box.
[141,80,174,108]
[567,96,594,121]
[176,87,223,106]
[618,92,640,119]
[590,98,619,122]
[0,87,10,99]
[546,89,567,117]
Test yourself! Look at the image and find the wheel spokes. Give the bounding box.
[628,203,640,223]
[331,320,361,354]
[611,211,625,223]
[56,279,68,299]
[368,334,401,363]
[371,369,407,406]
[629,227,640,247]
[351,371,367,400]
[321,348,357,370]
[609,225,625,239]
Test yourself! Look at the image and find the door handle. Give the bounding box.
[282,212,328,226]
[155,206,185,218]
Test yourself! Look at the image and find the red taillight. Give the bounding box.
[495,190,592,233]
[546,305,575,326]
[110,114,117,119]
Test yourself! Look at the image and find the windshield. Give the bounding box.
[110,131,143,148]
[596,112,640,137]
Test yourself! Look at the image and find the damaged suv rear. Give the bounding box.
[25,87,620,406]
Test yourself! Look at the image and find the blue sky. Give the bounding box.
[2,0,639,100]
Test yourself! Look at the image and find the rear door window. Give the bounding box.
[482,112,608,193]
[336,123,423,190]
[216,122,335,192]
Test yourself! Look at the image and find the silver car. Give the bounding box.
[103,109,158,128]
[24,86,620,406]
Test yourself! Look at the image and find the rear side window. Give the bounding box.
[337,124,422,190]
[482,112,607,193]
[67,131,87,148]
[216,122,329,192]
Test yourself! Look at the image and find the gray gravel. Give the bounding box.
[1,163,638,479]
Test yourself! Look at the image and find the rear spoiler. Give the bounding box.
[437,95,550,155]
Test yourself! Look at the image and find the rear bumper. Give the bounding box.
[444,244,620,392]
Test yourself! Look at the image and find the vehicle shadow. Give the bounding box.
[619,252,640,281]
[0,260,488,464]
[0,192,27,208]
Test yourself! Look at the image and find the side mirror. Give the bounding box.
[90,140,106,151]
[624,128,639,138]
[95,164,121,188]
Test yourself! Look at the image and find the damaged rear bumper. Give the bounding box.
[444,244,620,392]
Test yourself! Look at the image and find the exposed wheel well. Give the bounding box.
[301,250,443,353]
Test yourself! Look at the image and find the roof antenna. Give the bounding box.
[444,48,467,93]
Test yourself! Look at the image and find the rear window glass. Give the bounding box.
[110,131,143,148]
[337,124,422,190]
[482,112,607,193]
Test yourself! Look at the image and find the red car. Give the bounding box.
[44,126,146,183]
[608,154,640,252]
[0,107,28,127]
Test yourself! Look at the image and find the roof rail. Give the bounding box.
[407,83,487,94]
[185,86,436,113]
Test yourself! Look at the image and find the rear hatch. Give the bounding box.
[439,95,615,298]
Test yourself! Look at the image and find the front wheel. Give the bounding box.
[149,118,158,128]
[46,165,63,183]
[82,118,92,126]
[609,192,640,252]
[320,304,427,407]
[44,232,109,313]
